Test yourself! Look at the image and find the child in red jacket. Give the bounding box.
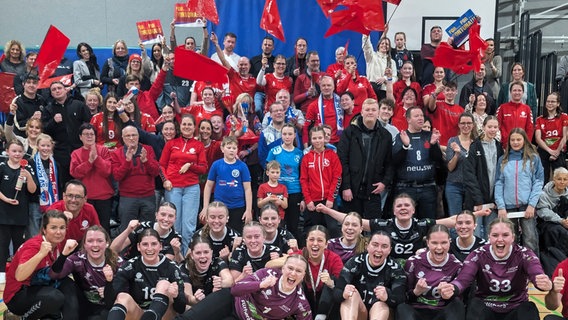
[300,126,342,237]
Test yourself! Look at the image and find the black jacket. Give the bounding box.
[463,138,504,209]
[338,115,394,196]
[42,97,92,160]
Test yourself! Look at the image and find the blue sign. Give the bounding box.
[446,9,477,47]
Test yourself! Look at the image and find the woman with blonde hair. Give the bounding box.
[101,40,129,93]
[1,40,25,74]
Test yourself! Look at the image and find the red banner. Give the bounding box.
[34,25,70,82]
[173,47,228,84]
[38,74,72,89]
[186,0,219,25]
[136,20,164,45]
[0,73,16,113]
[174,3,207,27]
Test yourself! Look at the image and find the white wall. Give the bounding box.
[387,0,498,51]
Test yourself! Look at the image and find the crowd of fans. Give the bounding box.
[2,20,568,320]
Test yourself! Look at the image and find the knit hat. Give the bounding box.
[129,54,142,64]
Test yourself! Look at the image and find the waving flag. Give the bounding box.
[186,0,219,25]
[34,25,70,82]
[260,0,285,42]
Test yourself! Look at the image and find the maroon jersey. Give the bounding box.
[327,237,357,263]
[451,243,544,313]
[404,251,462,309]
[232,267,312,320]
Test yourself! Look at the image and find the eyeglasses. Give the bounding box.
[82,132,95,137]
[65,194,85,200]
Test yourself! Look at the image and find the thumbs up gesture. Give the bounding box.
[554,269,565,293]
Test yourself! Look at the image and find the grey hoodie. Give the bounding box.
[536,181,568,223]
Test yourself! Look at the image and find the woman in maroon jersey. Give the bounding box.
[442,217,552,320]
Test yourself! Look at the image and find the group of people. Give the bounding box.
[2,16,568,320]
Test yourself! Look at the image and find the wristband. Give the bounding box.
[117,109,125,115]
[247,148,252,155]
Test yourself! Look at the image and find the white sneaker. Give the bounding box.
[0,271,5,284]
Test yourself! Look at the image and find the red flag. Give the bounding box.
[38,74,73,89]
[432,43,477,74]
[0,72,16,113]
[383,0,401,5]
[431,20,487,74]
[324,1,384,37]
[34,25,70,81]
[186,0,219,25]
[260,0,285,42]
[0,53,5,65]
[173,47,228,83]
[344,39,350,57]
[315,0,344,17]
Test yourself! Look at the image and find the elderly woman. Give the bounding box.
[101,40,129,93]
[537,167,568,256]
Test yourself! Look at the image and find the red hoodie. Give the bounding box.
[300,148,342,204]
[496,101,534,147]
[110,144,160,197]
[160,137,208,187]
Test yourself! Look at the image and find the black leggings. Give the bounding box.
[0,225,25,272]
[285,192,303,239]
[176,288,236,320]
[396,299,465,320]
[466,297,539,320]
[6,277,79,319]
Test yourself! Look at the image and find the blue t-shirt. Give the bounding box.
[266,145,303,194]
[208,159,251,209]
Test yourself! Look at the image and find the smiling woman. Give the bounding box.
[106,228,187,320]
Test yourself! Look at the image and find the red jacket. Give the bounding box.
[496,101,534,147]
[300,148,342,203]
[110,143,160,197]
[293,72,323,114]
[70,145,114,200]
[48,200,100,242]
[335,73,377,108]
[160,137,208,187]
[136,69,166,120]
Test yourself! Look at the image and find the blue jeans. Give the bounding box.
[166,184,200,254]
[25,202,42,239]
[445,181,465,216]
[394,185,437,220]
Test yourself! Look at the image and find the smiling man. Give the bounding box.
[47,179,100,242]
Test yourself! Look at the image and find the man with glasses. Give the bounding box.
[110,125,160,232]
[258,102,287,169]
[293,51,323,114]
[47,179,100,242]
[42,81,92,188]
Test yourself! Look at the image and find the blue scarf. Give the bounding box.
[34,152,58,211]
[318,93,343,136]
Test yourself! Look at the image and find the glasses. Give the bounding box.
[131,60,141,64]
[65,194,85,200]
[82,132,95,137]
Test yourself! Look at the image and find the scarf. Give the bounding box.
[318,93,343,135]
[34,152,58,212]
